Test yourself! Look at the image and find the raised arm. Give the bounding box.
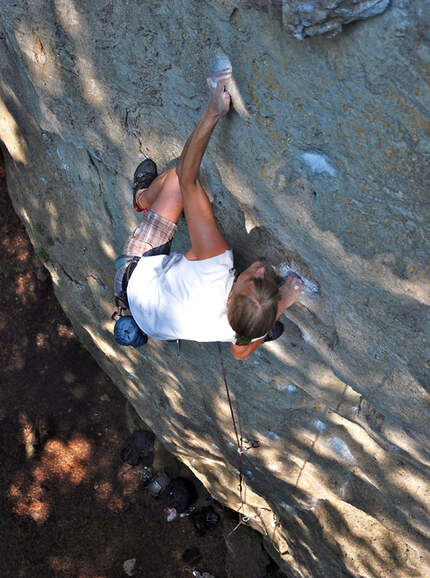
[230,275,304,360]
[176,71,232,261]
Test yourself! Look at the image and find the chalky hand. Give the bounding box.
[279,273,304,308]
[206,69,232,117]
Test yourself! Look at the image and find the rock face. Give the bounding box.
[1,1,429,576]
[280,0,391,39]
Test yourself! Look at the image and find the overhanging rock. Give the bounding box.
[280,0,391,39]
[1,1,429,575]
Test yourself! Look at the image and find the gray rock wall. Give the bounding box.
[1,0,429,575]
[280,0,391,38]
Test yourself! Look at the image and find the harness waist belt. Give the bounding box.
[120,257,140,307]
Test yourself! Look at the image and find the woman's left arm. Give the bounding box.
[230,275,304,360]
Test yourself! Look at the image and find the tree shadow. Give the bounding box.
[1,2,430,576]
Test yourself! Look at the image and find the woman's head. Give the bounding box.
[227,261,279,342]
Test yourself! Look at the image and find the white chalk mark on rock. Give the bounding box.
[302,152,336,176]
[313,419,326,432]
[328,437,355,463]
[274,382,297,392]
[339,472,353,498]
[301,329,313,344]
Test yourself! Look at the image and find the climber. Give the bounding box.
[114,67,304,359]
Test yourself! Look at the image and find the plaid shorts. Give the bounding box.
[114,209,177,297]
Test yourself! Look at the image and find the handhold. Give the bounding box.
[279,263,320,295]
[209,51,250,119]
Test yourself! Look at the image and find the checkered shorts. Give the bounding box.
[114,209,177,297]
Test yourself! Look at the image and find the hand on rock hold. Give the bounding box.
[206,69,232,117]
[282,273,304,293]
[279,274,304,309]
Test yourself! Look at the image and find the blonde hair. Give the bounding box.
[227,275,279,340]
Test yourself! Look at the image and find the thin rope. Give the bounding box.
[217,342,245,522]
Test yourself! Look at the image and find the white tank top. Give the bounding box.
[127,249,236,342]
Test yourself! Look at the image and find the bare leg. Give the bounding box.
[135,166,183,224]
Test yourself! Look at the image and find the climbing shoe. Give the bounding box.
[132,158,158,212]
[263,320,284,343]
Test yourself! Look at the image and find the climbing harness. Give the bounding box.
[118,256,141,308]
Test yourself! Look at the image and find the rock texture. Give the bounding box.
[1,0,429,576]
[280,0,391,39]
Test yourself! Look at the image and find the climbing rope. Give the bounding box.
[217,342,246,534]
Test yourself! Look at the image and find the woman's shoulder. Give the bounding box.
[184,248,233,265]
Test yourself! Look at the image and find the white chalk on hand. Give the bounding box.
[207,69,233,88]
[279,263,320,295]
[208,51,250,119]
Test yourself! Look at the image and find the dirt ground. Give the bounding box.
[0,151,230,577]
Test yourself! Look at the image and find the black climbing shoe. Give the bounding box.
[263,320,284,343]
[133,158,158,212]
